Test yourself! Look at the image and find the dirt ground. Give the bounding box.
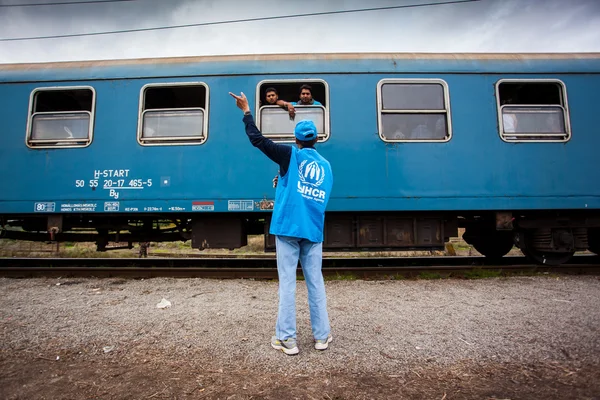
[2,349,599,400]
[1,232,598,399]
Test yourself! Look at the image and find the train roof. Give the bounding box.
[1,52,600,82]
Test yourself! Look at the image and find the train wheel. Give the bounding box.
[520,247,574,265]
[518,232,574,266]
[463,228,514,259]
[472,233,514,259]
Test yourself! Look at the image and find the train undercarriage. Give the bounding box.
[2,210,600,265]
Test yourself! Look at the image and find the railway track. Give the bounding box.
[0,255,599,279]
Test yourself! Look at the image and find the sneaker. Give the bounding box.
[271,336,299,355]
[314,334,333,350]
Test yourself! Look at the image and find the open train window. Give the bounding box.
[256,80,329,142]
[26,86,95,148]
[496,79,570,142]
[138,83,209,146]
[377,79,451,142]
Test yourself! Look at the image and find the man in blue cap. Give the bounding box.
[229,91,333,355]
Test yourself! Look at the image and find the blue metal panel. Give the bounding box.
[1,58,599,216]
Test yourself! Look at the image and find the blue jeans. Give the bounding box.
[275,235,331,341]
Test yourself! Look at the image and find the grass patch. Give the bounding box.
[234,235,265,254]
[148,248,170,254]
[463,269,503,279]
[324,272,358,281]
[502,270,560,278]
[200,235,265,255]
[418,271,443,280]
[453,244,471,251]
[176,241,191,250]
[160,241,191,250]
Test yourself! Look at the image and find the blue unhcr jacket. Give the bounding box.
[243,114,333,242]
[270,146,332,242]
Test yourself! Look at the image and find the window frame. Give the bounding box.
[137,82,210,146]
[255,78,330,143]
[25,85,96,149]
[495,78,571,143]
[376,78,452,143]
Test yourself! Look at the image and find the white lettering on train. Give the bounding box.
[94,169,130,179]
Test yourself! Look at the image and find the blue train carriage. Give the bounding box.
[0,53,599,265]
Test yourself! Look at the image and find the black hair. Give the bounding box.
[265,87,278,95]
[299,84,312,94]
[296,138,317,148]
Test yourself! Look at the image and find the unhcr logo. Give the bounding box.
[297,160,327,202]
[298,160,325,187]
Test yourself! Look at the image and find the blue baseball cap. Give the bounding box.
[294,120,317,141]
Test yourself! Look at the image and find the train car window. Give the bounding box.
[26,87,95,148]
[496,80,570,142]
[382,84,444,110]
[138,83,209,146]
[256,80,329,142]
[377,79,451,142]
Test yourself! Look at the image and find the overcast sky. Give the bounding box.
[0,0,599,64]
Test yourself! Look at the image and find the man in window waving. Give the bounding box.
[229,91,333,355]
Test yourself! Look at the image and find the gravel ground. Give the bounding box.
[1,275,599,399]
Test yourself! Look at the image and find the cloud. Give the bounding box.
[0,0,598,63]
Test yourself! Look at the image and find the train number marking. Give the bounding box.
[75,169,153,199]
[34,202,56,212]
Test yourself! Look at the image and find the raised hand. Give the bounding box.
[229,92,250,113]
